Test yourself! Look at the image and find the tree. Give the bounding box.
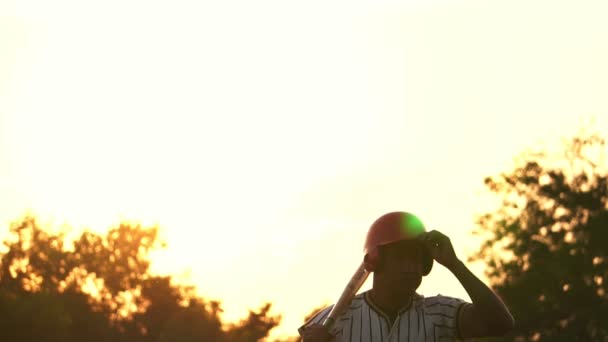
[0,217,281,342]
[0,289,72,342]
[472,131,608,341]
[224,303,282,342]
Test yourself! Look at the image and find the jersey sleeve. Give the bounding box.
[424,294,471,340]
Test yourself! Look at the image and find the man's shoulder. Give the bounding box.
[299,293,368,337]
[421,293,466,305]
[301,292,368,324]
[349,291,366,309]
[305,304,334,325]
[419,293,469,317]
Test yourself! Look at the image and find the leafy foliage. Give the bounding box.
[0,217,282,342]
[472,132,608,341]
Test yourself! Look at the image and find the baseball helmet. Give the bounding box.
[363,211,433,275]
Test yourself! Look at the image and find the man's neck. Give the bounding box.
[369,288,413,323]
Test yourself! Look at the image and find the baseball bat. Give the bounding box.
[322,261,370,329]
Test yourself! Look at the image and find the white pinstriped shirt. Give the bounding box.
[300,291,470,342]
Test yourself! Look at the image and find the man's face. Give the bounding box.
[376,239,424,297]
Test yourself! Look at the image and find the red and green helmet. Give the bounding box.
[363,211,433,275]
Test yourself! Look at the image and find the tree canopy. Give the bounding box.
[0,217,288,342]
[472,132,608,341]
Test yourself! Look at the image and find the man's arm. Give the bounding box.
[448,259,514,338]
[420,230,515,338]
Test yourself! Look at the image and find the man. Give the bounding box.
[299,211,514,341]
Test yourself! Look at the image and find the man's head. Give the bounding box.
[363,212,433,298]
[371,239,427,299]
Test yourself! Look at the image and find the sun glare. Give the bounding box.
[1,0,608,339]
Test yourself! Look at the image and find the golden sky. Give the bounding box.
[1,0,608,339]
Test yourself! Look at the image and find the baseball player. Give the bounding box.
[299,211,514,341]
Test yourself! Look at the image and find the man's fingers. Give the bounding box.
[418,232,435,246]
[426,230,448,243]
[419,230,450,253]
[420,231,438,243]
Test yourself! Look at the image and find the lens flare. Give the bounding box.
[399,212,425,238]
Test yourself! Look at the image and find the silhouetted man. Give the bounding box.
[299,211,514,341]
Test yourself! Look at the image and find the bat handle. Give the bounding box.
[321,262,369,330]
[322,317,336,330]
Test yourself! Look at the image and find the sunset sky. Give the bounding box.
[1,0,608,339]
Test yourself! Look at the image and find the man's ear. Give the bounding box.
[364,251,384,273]
[364,253,377,272]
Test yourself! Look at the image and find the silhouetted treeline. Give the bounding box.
[0,218,295,342]
[471,131,608,341]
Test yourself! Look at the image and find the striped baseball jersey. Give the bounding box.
[299,290,471,341]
